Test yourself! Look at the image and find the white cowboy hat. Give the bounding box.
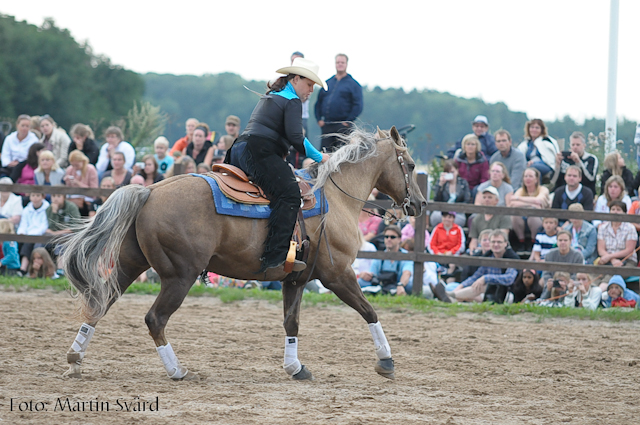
[276,58,327,91]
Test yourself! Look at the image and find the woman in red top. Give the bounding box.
[429,211,464,255]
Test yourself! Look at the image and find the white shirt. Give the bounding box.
[95,141,136,176]
[565,184,583,199]
[17,200,50,236]
[1,131,39,167]
[352,241,377,276]
[0,193,24,220]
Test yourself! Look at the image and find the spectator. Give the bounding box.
[39,115,71,168]
[186,125,214,166]
[401,216,431,246]
[223,115,241,141]
[430,159,469,227]
[314,53,363,151]
[64,149,99,215]
[509,167,550,250]
[215,135,233,157]
[153,136,173,174]
[468,186,511,252]
[602,275,640,309]
[538,271,571,306]
[95,126,135,177]
[551,131,598,195]
[562,203,598,264]
[628,197,640,232]
[447,115,497,159]
[358,198,382,242]
[474,162,513,206]
[593,175,632,228]
[490,129,527,190]
[429,211,464,280]
[509,269,543,303]
[0,218,20,275]
[352,230,378,278]
[165,155,196,178]
[357,225,413,296]
[564,273,602,310]
[27,247,58,279]
[196,163,211,174]
[101,152,132,188]
[45,193,80,237]
[595,201,638,289]
[531,217,559,262]
[1,115,39,173]
[437,230,518,303]
[130,175,145,185]
[138,154,164,187]
[0,177,23,226]
[540,230,584,284]
[10,143,44,186]
[88,176,114,217]
[34,150,65,186]
[517,118,559,182]
[16,192,50,274]
[68,123,100,165]
[170,118,199,155]
[29,116,42,139]
[600,151,634,196]
[454,134,490,194]
[459,229,492,283]
[551,165,594,210]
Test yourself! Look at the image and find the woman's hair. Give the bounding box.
[524,118,548,140]
[608,199,627,213]
[139,154,159,180]
[603,152,622,177]
[197,163,211,173]
[519,167,541,196]
[28,247,56,278]
[442,159,458,173]
[16,114,30,127]
[70,123,95,140]
[553,271,571,281]
[104,126,124,140]
[267,74,298,94]
[39,114,57,127]
[491,162,511,185]
[26,143,45,168]
[193,126,208,137]
[0,218,15,234]
[36,150,59,173]
[111,151,126,166]
[603,175,627,203]
[461,134,480,154]
[68,149,89,178]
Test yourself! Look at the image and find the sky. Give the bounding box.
[2,1,639,124]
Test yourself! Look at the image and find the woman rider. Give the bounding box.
[225,58,329,274]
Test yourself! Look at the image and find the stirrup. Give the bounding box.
[284,241,306,273]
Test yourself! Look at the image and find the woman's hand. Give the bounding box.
[546,278,553,290]
[611,258,623,267]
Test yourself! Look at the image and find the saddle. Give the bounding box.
[209,163,316,210]
[209,163,313,274]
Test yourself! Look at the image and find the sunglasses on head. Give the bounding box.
[384,235,398,239]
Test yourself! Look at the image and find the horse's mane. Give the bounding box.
[308,127,381,190]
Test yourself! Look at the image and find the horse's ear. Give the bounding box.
[390,126,401,145]
[376,126,386,139]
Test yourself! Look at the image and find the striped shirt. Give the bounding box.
[532,232,557,260]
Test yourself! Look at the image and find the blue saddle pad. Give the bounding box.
[191,171,328,219]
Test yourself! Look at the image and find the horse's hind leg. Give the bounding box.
[322,270,395,380]
[281,280,313,380]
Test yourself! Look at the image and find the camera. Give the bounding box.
[561,151,572,160]
[442,172,454,181]
[552,280,562,288]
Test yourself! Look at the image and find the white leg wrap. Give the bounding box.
[283,336,302,376]
[368,322,392,360]
[156,343,188,379]
[69,323,95,362]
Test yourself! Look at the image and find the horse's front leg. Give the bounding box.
[323,268,395,379]
[281,280,313,380]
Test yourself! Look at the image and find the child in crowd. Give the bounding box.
[538,271,570,307]
[16,192,50,274]
[565,273,602,310]
[531,217,559,262]
[89,176,114,217]
[0,219,20,275]
[602,275,640,308]
[509,269,543,303]
[196,163,211,174]
[153,136,174,175]
[28,247,58,279]
[45,193,80,237]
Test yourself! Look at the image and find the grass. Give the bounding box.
[2,276,640,322]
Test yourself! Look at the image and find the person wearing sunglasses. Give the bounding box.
[357,225,413,296]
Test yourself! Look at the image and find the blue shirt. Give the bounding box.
[368,248,413,284]
[1,241,20,269]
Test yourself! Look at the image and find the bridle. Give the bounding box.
[328,138,413,222]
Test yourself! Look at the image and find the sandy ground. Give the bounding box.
[1,289,640,425]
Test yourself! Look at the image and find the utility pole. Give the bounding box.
[605,0,619,155]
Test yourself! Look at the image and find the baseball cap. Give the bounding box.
[472,115,489,126]
[225,115,240,126]
[482,186,499,197]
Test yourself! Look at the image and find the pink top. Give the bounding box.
[401,224,431,246]
[17,164,35,185]
[359,215,382,237]
[64,164,99,188]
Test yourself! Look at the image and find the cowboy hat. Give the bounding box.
[276,58,327,91]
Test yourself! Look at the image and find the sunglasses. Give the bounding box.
[384,235,398,239]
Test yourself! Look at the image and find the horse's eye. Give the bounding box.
[408,163,415,172]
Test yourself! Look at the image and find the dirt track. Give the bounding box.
[1,290,640,424]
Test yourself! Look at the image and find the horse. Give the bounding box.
[60,126,427,381]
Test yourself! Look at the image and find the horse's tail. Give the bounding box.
[61,185,151,323]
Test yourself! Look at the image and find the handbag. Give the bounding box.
[370,270,398,295]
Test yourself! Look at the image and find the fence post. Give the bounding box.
[411,173,428,296]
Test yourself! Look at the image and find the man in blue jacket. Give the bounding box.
[446,115,497,159]
[314,53,363,151]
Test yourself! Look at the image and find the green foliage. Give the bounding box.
[0,15,143,136]
[115,101,168,152]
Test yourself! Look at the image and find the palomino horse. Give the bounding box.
[61,126,427,381]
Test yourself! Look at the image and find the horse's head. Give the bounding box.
[374,126,427,217]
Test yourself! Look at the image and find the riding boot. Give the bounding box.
[258,199,304,273]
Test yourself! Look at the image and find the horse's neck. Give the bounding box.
[327,154,385,215]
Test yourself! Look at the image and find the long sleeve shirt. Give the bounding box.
[460,249,519,288]
[17,201,50,236]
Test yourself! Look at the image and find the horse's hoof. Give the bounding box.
[375,358,395,380]
[292,365,313,381]
[63,364,82,379]
[173,371,200,381]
